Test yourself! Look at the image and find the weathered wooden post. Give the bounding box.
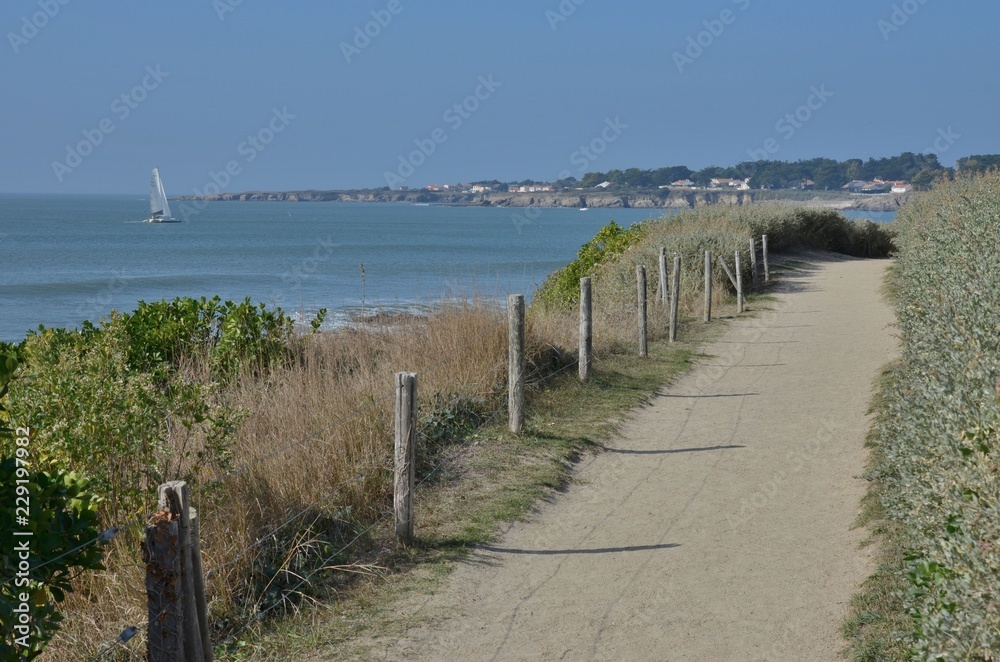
[717,254,739,314]
[704,250,713,323]
[762,234,770,283]
[145,481,212,662]
[735,250,745,313]
[669,255,681,342]
[579,277,592,382]
[636,266,648,357]
[189,509,212,661]
[749,237,759,289]
[658,247,668,304]
[507,294,525,434]
[157,482,205,662]
[394,372,417,544]
[145,495,184,661]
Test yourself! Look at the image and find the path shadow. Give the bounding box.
[480,543,680,556]
[659,393,759,399]
[602,444,746,456]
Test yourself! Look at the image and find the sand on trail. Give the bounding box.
[350,252,898,661]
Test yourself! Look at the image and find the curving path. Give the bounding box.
[346,252,898,661]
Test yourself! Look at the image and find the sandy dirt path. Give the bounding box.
[356,253,898,661]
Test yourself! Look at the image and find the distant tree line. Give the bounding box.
[571,152,982,191]
[381,153,1000,193]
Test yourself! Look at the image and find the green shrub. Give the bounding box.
[535,221,646,307]
[0,353,105,660]
[855,173,1000,659]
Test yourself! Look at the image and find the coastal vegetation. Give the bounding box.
[0,206,894,658]
[846,173,1000,660]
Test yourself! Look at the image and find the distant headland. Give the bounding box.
[176,187,911,212]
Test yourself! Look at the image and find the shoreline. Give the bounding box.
[175,189,913,213]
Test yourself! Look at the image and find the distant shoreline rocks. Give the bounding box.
[176,189,912,213]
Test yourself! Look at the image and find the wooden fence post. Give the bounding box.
[145,499,184,661]
[704,250,713,323]
[669,255,681,343]
[189,509,212,661]
[507,294,525,434]
[579,277,592,382]
[658,247,668,304]
[749,237,759,289]
[145,481,212,662]
[762,234,770,283]
[636,266,648,357]
[735,250,745,314]
[394,372,417,545]
[157,482,205,662]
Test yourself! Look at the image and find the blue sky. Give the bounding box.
[2,0,996,194]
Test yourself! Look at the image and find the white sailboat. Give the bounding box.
[145,168,179,223]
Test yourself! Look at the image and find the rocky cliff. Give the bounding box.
[177,189,912,212]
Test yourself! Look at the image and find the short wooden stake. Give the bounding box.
[658,247,668,304]
[718,255,738,290]
[750,237,759,289]
[669,255,681,342]
[394,372,417,544]
[735,250,745,313]
[762,234,770,283]
[189,509,213,661]
[636,265,648,358]
[507,294,525,434]
[704,250,713,323]
[579,277,592,382]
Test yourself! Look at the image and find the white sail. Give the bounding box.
[148,168,174,221]
[157,171,172,219]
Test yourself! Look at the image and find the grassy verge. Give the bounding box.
[844,174,1000,659]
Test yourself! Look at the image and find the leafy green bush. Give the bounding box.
[855,173,1000,659]
[0,353,105,660]
[120,295,297,377]
[535,221,646,307]
[6,319,239,519]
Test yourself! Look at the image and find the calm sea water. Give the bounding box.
[0,196,897,342]
[0,195,668,342]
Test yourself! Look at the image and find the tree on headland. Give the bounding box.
[956,154,1000,173]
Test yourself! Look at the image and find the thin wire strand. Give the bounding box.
[204,460,389,581]
[216,513,389,650]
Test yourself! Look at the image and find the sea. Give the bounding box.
[0,195,895,342]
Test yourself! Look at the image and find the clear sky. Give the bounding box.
[3,0,997,194]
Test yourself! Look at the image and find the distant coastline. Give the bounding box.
[176,188,914,212]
